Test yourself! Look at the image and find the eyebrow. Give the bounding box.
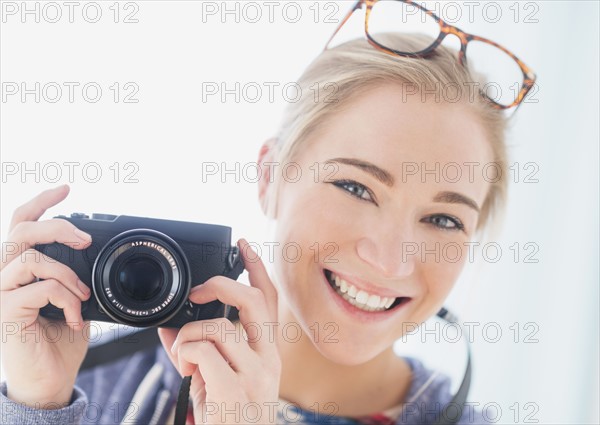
[325,158,395,186]
[433,191,480,213]
[325,157,480,212]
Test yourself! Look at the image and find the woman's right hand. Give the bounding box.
[1,185,93,408]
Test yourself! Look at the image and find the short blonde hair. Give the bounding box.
[266,33,509,237]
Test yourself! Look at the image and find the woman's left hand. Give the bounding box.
[158,238,282,425]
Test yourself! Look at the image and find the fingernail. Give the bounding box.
[170,341,177,354]
[78,280,91,296]
[240,238,253,253]
[190,284,204,293]
[74,228,92,242]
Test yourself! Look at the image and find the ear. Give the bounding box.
[257,137,278,218]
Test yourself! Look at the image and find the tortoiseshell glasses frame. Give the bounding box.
[324,0,537,110]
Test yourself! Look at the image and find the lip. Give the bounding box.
[320,268,412,322]
[326,268,411,299]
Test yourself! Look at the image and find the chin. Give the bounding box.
[306,322,391,366]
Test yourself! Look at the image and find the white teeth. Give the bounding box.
[367,294,381,308]
[356,290,369,304]
[329,271,399,312]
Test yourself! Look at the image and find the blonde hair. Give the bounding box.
[265,33,510,238]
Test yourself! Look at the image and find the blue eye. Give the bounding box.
[329,181,465,232]
[423,214,465,232]
[331,180,376,204]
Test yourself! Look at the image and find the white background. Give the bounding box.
[1,1,598,423]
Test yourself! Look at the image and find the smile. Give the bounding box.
[323,269,411,313]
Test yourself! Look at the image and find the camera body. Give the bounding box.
[37,213,244,328]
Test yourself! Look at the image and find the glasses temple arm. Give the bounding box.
[323,0,363,52]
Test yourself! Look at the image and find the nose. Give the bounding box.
[355,226,416,279]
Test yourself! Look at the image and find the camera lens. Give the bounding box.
[92,229,191,327]
[117,257,163,301]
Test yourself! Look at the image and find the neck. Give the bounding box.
[276,299,413,418]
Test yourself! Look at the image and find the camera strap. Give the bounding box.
[173,376,192,425]
[432,307,473,425]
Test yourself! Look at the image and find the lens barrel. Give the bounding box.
[92,229,191,327]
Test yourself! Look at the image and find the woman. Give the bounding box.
[0,3,536,423]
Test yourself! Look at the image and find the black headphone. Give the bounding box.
[81,306,471,425]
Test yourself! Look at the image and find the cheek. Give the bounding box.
[276,181,355,247]
[423,258,464,295]
[271,185,324,293]
[410,242,469,321]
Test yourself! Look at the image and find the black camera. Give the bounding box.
[37,213,245,328]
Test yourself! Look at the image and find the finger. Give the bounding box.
[0,279,85,330]
[9,219,92,249]
[9,185,70,233]
[191,368,206,394]
[177,340,238,395]
[158,327,211,383]
[177,347,197,377]
[2,219,93,269]
[237,238,278,322]
[189,277,274,356]
[157,327,178,353]
[170,318,258,373]
[1,249,91,301]
[157,327,179,372]
[187,369,208,423]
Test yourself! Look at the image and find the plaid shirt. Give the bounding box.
[1,346,484,424]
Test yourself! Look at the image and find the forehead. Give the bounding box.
[305,84,493,167]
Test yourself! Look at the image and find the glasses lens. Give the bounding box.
[368,1,440,53]
[464,40,524,108]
